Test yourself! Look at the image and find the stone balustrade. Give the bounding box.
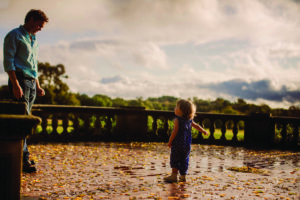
[29,104,300,150]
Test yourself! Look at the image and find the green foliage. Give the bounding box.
[92,94,113,107]
[112,97,129,107]
[147,96,178,110]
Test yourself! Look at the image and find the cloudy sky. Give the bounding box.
[1,0,300,109]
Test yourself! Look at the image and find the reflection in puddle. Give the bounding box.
[101,142,300,179]
[188,144,300,173]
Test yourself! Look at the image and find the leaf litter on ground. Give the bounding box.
[21,142,300,200]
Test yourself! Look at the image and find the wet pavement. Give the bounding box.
[21,142,300,200]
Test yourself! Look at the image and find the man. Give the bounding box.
[3,9,48,173]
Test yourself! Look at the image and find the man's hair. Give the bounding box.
[25,9,49,23]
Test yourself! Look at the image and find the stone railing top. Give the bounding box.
[0,100,26,115]
[0,114,41,139]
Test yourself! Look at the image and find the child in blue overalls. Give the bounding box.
[164,99,208,182]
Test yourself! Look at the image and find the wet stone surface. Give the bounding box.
[21,142,300,200]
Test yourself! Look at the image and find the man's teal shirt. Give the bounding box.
[3,25,38,78]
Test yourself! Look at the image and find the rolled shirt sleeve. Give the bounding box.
[3,31,18,72]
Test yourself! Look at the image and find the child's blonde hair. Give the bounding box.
[177,99,196,120]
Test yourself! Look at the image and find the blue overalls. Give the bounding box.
[170,115,192,175]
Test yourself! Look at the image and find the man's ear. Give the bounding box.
[29,17,35,23]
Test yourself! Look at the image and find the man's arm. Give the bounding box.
[4,31,24,99]
[7,71,23,100]
[35,78,45,96]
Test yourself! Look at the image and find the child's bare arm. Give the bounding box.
[168,118,179,147]
[192,121,208,135]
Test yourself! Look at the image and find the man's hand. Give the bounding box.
[36,87,45,96]
[7,71,23,99]
[13,84,23,100]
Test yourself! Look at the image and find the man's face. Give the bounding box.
[27,17,46,34]
[31,20,45,34]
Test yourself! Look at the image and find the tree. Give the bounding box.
[128,97,145,107]
[193,97,212,112]
[91,94,113,107]
[112,98,129,107]
[221,105,239,114]
[77,94,94,106]
[36,62,80,105]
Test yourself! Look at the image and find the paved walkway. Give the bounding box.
[21,142,300,200]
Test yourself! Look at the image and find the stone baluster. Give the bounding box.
[209,119,215,141]
[195,117,204,141]
[220,119,227,141]
[93,114,102,135]
[232,119,238,142]
[41,113,48,135]
[152,116,158,136]
[62,113,69,135]
[280,122,287,144]
[292,123,299,146]
[51,113,58,135]
[84,114,91,135]
[105,115,112,131]
[73,114,80,135]
[163,118,170,137]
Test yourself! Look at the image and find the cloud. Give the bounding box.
[2,0,300,45]
[203,79,300,104]
[131,42,168,69]
[1,0,300,109]
[0,0,9,9]
[101,75,128,84]
[67,71,300,108]
[39,38,168,72]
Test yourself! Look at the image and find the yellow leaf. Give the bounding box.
[181,194,190,198]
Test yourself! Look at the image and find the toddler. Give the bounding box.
[164,99,208,182]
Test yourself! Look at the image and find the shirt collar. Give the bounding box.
[19,25,29,36]
[19,25,36,40]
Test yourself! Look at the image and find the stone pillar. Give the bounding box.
[244,113,274,147]
[116,106,147,141]
[0,101,41,200]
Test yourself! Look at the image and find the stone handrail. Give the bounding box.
[30,104,300,150]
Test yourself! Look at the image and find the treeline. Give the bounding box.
[0,62,299,117]
[72,94,300,117]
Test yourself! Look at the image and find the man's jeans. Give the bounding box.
[9,74,36,162]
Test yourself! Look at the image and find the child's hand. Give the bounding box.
[168,142,172,148]
[203,131,209,136]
